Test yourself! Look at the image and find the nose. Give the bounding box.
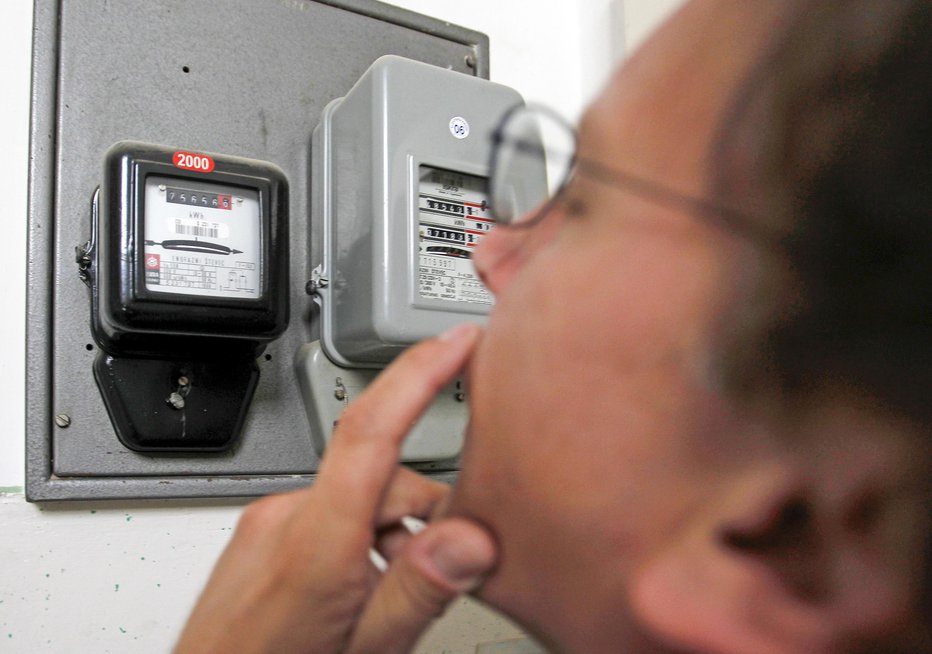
[471,224,528,295]
[473,200,566,295]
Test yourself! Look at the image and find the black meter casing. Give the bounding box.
[84,142,289,452]
[93,141,289,358]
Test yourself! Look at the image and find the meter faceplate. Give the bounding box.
[142,175,262,301]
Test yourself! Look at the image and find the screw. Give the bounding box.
[177,376,190,387]
[167,392,186,410]
[158,184,166,192]
[465,53,477,69]
[306,278,329,294]
[55,414,71,428]
[454,392,466,402]
[334,377,347,402]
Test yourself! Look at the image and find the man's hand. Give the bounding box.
[174,323,496,654]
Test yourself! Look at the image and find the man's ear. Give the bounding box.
[628,462,883,654]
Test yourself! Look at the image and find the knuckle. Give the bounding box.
[237,497,278,533]
[235,493,295,542]
[335,402,366,430]
[332,404,375,444]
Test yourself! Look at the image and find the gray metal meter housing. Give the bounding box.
[312,55,526,368]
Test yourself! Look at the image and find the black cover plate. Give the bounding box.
[93,354,259,452]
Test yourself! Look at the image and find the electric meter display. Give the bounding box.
[143,175,261,300]
[417,165,493,305]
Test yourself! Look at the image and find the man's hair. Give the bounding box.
[713,0,931,427]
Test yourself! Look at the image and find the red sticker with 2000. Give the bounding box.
[173,151,215,173]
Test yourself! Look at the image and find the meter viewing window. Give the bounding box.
[143,175,262,301]
[417,165,493,306]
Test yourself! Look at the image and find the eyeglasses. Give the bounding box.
[487,103,771,244]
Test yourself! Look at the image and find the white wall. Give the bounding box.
[622,0,685,52]
[0,0,31,491]
[0,0,683,651]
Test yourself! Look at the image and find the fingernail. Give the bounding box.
[428,539,489,592]
[438,323,478,343]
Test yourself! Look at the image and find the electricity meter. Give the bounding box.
[309,55,537,367]
[80,142,289,452]
[298,56,546,461]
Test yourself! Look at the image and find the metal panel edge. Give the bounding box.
[25,0,61,502]
[27,471,457,502]
[313,0,490,78]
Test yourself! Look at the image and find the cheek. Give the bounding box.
[451,230,745,625]
[488,224,724,384]
[457,224,734,504]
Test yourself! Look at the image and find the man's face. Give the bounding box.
[448,1,783,649]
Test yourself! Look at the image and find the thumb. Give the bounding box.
[345,518,497,654]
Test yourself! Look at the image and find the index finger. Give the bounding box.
[314,322,481,526]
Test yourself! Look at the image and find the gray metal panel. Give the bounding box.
[26,0,488,501]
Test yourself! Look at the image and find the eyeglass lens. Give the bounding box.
[490,107,576,225]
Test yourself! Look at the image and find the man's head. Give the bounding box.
[448,1,931,652]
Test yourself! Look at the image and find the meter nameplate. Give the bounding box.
[417,165,493,305]
[143,175,261,300]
